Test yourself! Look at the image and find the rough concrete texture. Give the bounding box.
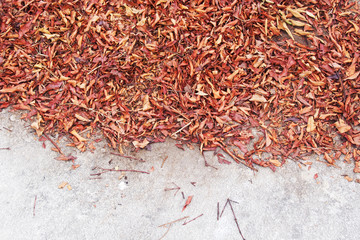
[1,109,360,240]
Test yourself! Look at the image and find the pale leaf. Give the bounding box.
[335,119,351,133]
[306,116,316,132]
[250,94,267,102]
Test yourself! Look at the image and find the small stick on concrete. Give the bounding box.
[110,152,145,162]
[158,216,189,228]
[202,154,218,170]
[2,127,12,132]
[220,199,229,218]
[182,214,203,225]
[92,167,149,175]
[43,133,64,155]
[159,225,171,240]
[164,182,180,196]
[33,195,37,217]
[228,199,245,240]
[161,156,168,168]
[0,147,10,150]
[217,202,220,221]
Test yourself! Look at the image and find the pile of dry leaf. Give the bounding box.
[0,0,359,171]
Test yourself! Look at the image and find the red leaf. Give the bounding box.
[18,22,32,38]
[217,153,231,164]
[182,196,193,212]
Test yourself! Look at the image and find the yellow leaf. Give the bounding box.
[287,19,307,27]
[281,22,294,40]
[287,7,307,21]
[294,29,312,36]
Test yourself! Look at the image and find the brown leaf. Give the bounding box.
[18,22,32,38]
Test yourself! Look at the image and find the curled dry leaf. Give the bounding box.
[133,138,150,149]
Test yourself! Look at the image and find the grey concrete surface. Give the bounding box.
[0,109,360,240]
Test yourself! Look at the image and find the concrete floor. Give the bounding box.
[1,109,360,240]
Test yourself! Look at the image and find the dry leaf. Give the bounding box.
[182,195,193,212]
[324,153,333,164]
[133,138,150,148]
[58,181,68,189]
[70,130,88,142]
[269,159,281,167]
[343,175,353,182]
[306,116,316,132]
[142,94,152,111]
[335,119,351,133]
[250,94,267,102]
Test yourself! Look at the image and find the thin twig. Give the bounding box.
[202,154,218,170]
[16,0,35,14]
[217,202,220,221]
[110,152,145,162]
[182,214,203,225]
[0,147,10,150]
[158,216,189,228]
[172,120,193,136]
[33,195,37,217]
[164,182,180,196]
[159,225,171,240]
[228,199,246,240]
[161,156,168,168]
[337,71,347,105]
[92,167,149,175]
[87,65,101,75]
[43,133,64,155]
[220,199,229,218]
[3,127,12,132]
